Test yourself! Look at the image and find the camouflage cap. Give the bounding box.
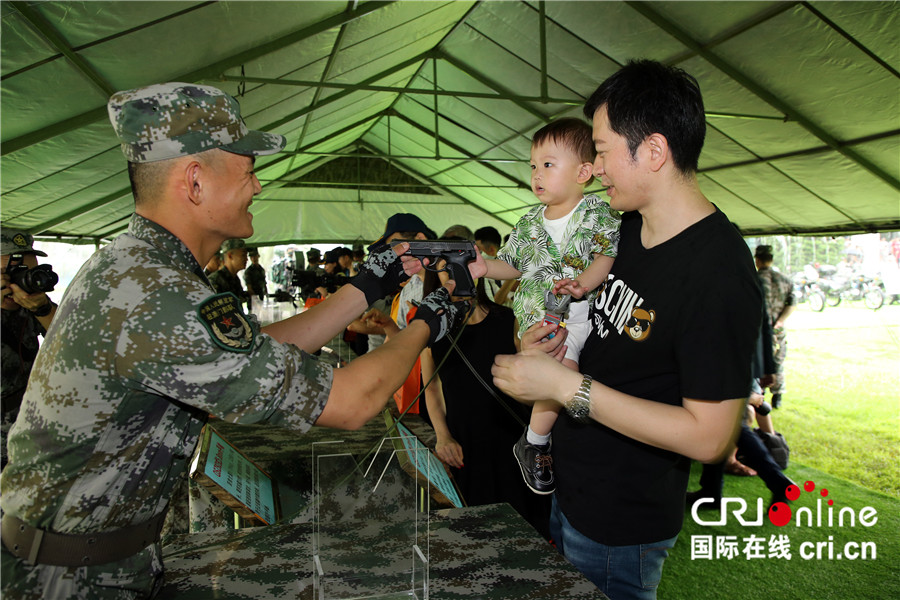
[220,239,247,254]
[1,227,47,257]
[107,82,286,163]
[247,247,259,257]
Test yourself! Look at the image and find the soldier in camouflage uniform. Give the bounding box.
[1,228,59,469]
[0,82,466,599]
[208,238,249,307]
[755,245,796,408]
[243,247,268,303]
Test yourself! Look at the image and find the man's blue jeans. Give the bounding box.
[549,496,678,600]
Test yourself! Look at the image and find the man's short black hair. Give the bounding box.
[583,59,706,175]
[474,226,502,250]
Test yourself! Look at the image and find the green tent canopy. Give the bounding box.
[2,1,898,247]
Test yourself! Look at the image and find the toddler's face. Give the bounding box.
[530,139,588,207]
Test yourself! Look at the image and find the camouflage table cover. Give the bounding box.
[160,502,606,599]
[178,412,433,534]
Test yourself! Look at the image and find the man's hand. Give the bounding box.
[411,281,468,345]
[2,272,51,313]
[520,320,569,362]
[491,349,577,406]
[351,242,411,305]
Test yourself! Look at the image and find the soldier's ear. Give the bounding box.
[184,160,204,206]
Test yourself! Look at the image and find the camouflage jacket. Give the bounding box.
[1,214,331,591]
[243,263,267,296]
[208,265,247,300]
[1,306,45,420]
[496,194,621,332]
[757,266,795,323]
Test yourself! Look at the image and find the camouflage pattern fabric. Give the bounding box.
[107,83,285,163]
[0,307,45,467]
[412,287,469,345]
[497,194,621,335]
[757,267,795,394]
[1,214,332,598]
[159,502,606,599]
[207,266,248,303]
[350,243,410,306]
[243,263,267,299]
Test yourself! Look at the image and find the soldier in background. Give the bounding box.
[0,82,464,599]
[243,247,268,305]
[208,238,249,307]
[202,251,222,276]
[755,244,796,408]
[1,227,58,469]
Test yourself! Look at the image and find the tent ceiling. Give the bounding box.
[2,0,898,247]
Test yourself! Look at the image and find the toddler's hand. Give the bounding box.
[552,278,587,299]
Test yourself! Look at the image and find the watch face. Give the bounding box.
[565,398,591,422]
[565,375,593,422]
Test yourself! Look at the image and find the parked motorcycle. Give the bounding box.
[812,265,884,310]
[791,269,825,312]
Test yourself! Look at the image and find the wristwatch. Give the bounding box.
[32,301,55,317]
[564,373,593,422]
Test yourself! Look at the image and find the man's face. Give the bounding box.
[226,248,248,273]
[1,253,39,310]
[530,138,589,208]
[338,254,352,269]
[591,105,647,212]
[204,152,261,240]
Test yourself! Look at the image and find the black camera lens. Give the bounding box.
[9,264,59,294]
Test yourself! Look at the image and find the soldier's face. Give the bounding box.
[206,152,261,240]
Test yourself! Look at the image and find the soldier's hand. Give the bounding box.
[411,281,469,345]
[350,242,411,306]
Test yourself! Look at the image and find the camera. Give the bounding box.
[5,254,59,294]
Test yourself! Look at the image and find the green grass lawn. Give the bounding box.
[660,302,900,600]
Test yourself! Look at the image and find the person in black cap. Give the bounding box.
[369,213,436,332]
[1,226,59,469]
[755,244,795,408]
[208,238,250,307]
[243,247,268,307]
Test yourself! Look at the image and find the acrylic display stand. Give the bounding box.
[311,437,430,599]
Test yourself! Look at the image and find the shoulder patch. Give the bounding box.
[197,293,255,353]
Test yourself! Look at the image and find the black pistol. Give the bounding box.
[391,240,478,297]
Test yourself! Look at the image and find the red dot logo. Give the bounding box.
[785,484,801,501]
[768,502,792,527]
[820,488,829,497]
[804,481,815,492]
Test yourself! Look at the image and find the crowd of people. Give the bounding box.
[1,60,797,600]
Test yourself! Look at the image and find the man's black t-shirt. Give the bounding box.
[553,208,761,545]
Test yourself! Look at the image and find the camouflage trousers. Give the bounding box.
[0,542,164,599]
[771,326,788,394]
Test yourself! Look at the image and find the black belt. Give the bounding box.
[1,511,166,567]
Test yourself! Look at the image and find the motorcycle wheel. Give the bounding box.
[826,294,841,307]
[864,288,885,310]
[809,292,826,312]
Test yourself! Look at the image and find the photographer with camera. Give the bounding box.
[1,227,59,469]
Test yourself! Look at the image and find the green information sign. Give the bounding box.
[199,428,279,525]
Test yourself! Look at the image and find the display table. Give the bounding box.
[160,502,606,599]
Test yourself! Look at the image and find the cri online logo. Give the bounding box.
[692,480,878,528]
